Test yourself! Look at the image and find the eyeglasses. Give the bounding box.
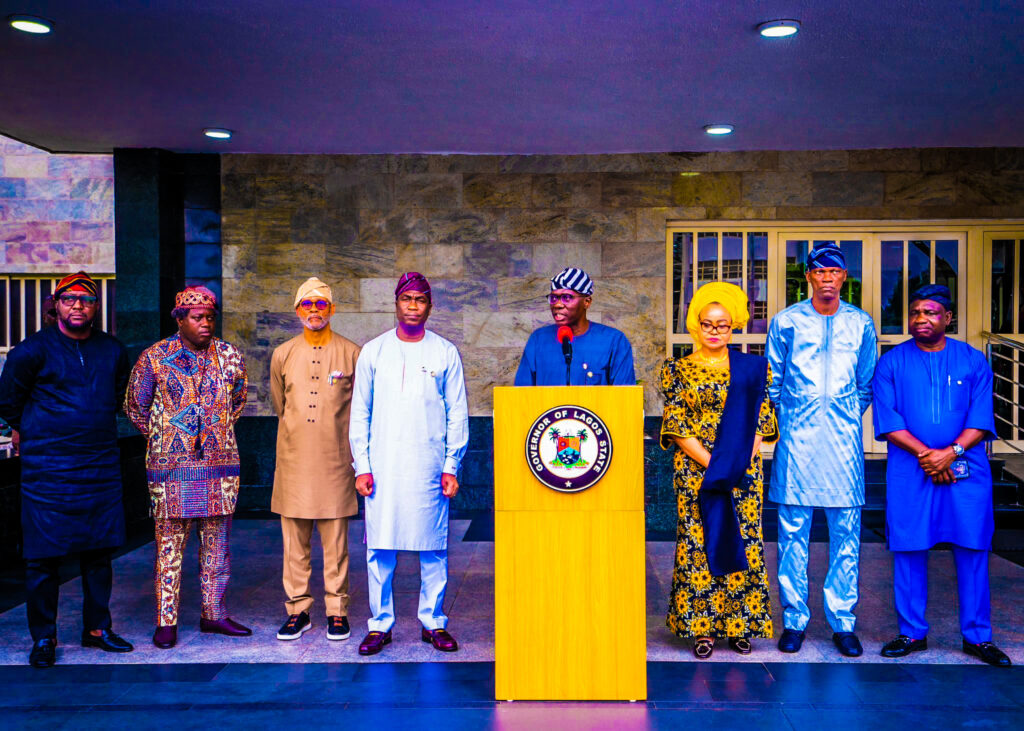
[699,320,733,334]
[548,293,583,304]
[299,299,330,311]
[58,294,98,306]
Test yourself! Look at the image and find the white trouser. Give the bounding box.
[366,547,448,632]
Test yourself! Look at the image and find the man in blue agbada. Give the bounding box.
[514,267,635,386]
[766,243,878,658]
[874,285,1011,667]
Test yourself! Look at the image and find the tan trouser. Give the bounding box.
[281,516,350,617]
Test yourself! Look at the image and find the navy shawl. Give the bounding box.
[698,351,767,576]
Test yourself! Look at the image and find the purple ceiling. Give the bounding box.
[1,1,1022,154]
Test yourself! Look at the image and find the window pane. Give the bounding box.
[908,240,931,297]
[991,239,1014,334]
[24,279,37,336]
[672,342,693,359]
[9,280,22,345]
[880,240,904,334]
[0,279,8,349]
[697,233,718,289]
[672,232,693,334]
[934,239,958,333]
[747,232,768,333]
[838,240,863,307]
[992,344,1015,439]
[786,240,808,306]
[106,280,117,334]
[722,232,743,287]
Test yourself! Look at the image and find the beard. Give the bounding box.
[59,314,94,333]
[303,313,329,331]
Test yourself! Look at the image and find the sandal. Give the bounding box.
[728,637,752,655]
[693,637,715,659]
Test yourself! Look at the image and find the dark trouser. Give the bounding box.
[26,547,115,641]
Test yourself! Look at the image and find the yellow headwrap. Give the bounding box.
[685,282,750,348]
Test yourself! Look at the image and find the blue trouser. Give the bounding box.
[893,547,992,644]
[366,548,448,633]
[776,505,861,633]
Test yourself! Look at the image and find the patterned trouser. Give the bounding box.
[154,516,231,627]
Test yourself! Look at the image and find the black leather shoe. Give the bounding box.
[777,628,805,653]
[880,635,927,658]
[29,638,56,668]
[833,632,863,657]
[81,629,133,653]
[963,640,1012,667]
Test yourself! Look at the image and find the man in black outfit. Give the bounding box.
[0,272,134,667]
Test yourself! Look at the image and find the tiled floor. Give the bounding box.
[1,518,1020,666]
[1,518,1022,729]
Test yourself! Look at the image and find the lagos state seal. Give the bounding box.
[525,405,613,493]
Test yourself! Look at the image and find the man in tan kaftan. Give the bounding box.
[270,277,361,642]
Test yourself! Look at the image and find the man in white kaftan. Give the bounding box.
[349,273,469,655]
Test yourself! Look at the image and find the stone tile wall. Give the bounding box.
[221,147,1024,417]
[0,135,115,274]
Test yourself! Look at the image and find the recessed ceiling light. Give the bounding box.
[758,20,800,38]
[703,124,734,136]
[203,128,233,140]
[8,14,53,34]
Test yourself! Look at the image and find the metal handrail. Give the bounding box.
[981,331,1024,457]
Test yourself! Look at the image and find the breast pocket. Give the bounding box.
[947,376,970,412]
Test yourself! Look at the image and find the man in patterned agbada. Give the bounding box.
[125,286,251,649]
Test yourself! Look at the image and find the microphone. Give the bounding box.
[557,326,573,386]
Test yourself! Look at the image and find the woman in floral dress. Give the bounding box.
[660,282,778,658]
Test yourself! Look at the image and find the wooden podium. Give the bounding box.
[493,386,646,701]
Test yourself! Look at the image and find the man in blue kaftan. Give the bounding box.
[874,284,1011,666]
[514,267,635,387]
[766,243,877,657]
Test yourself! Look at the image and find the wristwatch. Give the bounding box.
[951,442,965,458]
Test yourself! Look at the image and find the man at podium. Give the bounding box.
[514,267,635,386]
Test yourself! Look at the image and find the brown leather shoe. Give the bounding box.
[358,630,392,656]
[153,625,177,649]
[199,617,252,637]
[421,627,459,652]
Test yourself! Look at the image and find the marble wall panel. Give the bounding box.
[325,241,397,279]
[884,173,956,206]
[956,172,1024,206]
[708,151,778,172]
[635,207,706,241]
[672,173,742,207]
[531,242,602,278]
[463,174,532,207]
[848,148,920,171]
[567,208,635,242]
[325,172,393,209]
[496,209,567,243]
[602,242,664,277]
[431,278,498,313]
[253,175,324,208]
[462,311,551,348]
[497,275,552,310]
[600,173,674,207]
[359,277,399,312]
[810,172,885,206]
[742,172,812,206]
[330,311,395,344]
[357,208,431,244]
[220,148,1024,416]
[255,243,325,276]
[427,208,501,243]
[463,242,531,278]
[394,174,462,208]
[395,243,465,277]
[778,150,849,171]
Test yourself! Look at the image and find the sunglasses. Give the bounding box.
[58,294,98,306]
[299,299,330,311]
[548,293,583,304]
